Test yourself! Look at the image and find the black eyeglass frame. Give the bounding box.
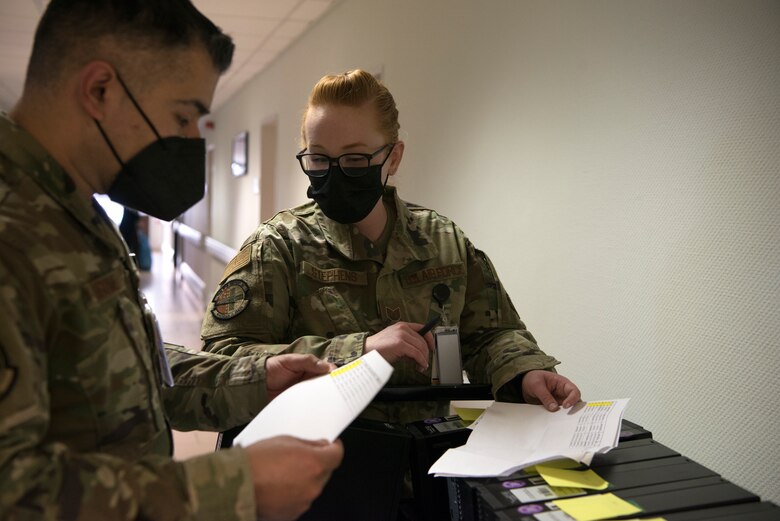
[296,143,395,178]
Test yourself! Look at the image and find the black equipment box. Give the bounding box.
[448,426,672,521]
[404,415,472,521]
[617,419,652,442]
[660,501,780,520]
[491,477,759,520]
[298,418,411,521]
[477,456,719,515]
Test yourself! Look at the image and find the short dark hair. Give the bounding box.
[26,0,234,89]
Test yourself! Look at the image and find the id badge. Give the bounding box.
[139,291,175,387]
[432,326,463,385]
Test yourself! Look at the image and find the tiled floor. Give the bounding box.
[139,250,219,460]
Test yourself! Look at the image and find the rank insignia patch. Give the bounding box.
[385,306,401,322]
[211,280,251,320]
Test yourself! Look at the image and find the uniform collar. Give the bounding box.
[0,113,127,258]
[315,185,439,264]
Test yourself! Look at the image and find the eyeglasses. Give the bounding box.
[296,143,395,178]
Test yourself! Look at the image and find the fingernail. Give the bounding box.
[547,403,558,411]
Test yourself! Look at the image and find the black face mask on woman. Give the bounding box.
[306,164,390,224]
[95,75,206,221]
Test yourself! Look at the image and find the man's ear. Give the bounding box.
[77,61,118,121]
[387,140,405,177]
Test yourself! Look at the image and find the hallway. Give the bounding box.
[140,250,219,459]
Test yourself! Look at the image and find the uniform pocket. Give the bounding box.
[294,286,363,338]
[52,297,156,451]
[317,286,363,334]
[109,296,163,435]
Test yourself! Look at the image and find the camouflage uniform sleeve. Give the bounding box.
[162,343,271,432]
[458,238,560,401]
[201,232,366,366]
[0,250,256,520]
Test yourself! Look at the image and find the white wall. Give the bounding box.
[207,0,780,503]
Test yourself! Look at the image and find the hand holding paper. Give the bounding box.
[522,370,582,411]
[234,350,394,447]
[429,399,629,477]
[265,353,333,400]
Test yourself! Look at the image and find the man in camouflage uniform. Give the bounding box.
[201,70,581,425]
[0,2,342,520]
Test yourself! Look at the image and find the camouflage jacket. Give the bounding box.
[0,114,264,520]
[201,186,560,424]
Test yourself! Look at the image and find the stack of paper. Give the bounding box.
[429,399,629,477]
[233,350,394,446]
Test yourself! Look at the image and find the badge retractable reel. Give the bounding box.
[429,284,463,385]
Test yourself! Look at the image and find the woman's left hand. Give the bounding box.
[265,354,335,400]
[521,370,581,411]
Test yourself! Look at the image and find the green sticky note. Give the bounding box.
[537,465,609,490]
[553,493,642,521]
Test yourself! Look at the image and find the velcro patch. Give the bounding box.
[211,280,251,320]
[221,247,251,282]
[86,268,125,305]
[301,261,367,286]
[401,264,465,288]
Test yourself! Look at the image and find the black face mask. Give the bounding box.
[307,164,388,224]
[96,75,206,221]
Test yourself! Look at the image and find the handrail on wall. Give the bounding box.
[172,220,237,267]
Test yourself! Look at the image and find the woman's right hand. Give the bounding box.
[364,321,435,372]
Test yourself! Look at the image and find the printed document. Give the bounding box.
[429,399,629,477]
[233,350,393,446]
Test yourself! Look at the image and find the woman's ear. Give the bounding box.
[387,140,405,177]
[77,61,119,121]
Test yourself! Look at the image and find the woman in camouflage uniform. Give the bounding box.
[202,70,580,425]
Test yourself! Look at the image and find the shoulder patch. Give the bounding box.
[211,279,251,320]
[221,247,251,282]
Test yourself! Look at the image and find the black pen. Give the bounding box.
[417,315,441,336]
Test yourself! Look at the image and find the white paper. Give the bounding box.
[429,398,629,477]
[233,350,393,447]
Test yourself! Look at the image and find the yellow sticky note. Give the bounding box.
[523,458,582,475]
[553,493,642,521]
[537,466,609,490]
[453,406,485,423]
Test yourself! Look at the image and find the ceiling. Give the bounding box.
[0,0,340,113]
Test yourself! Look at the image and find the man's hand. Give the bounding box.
[246,436,344,521]
[521,370,581,411]
[364,321,435,372]
[265,354,334,400]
